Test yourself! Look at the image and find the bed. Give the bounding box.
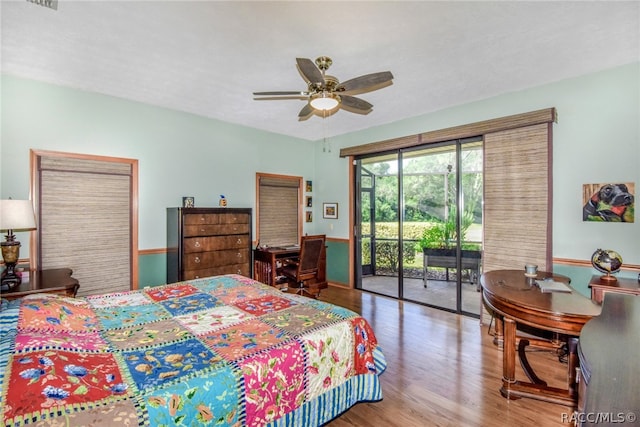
[0,274,386,426]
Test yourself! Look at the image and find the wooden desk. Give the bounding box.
[588,274,640,304]
[253,246,327,294]
[0,268,79,300]
[481,269,601,407]
[254,247,301,286]
[577,293,640,426]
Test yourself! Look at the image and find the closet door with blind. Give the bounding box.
[31,150,138,296]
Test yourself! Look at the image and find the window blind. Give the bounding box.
[483,123,552,273]
[34,152,138,296]
[257,174,301,247]
[481,122,552,324]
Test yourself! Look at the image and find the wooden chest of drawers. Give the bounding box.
[166,207,252,283]
[588,274,640,304]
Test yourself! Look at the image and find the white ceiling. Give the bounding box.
[2,1,639,141]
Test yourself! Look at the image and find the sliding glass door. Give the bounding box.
[355,154,400,298]
[355,138,483,316]
[358,166,375,277]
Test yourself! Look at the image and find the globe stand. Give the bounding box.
[600,272,618,283]
[591,249,622,285]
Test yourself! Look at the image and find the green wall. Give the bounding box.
[325,240,350,285]
[1,75,324,286]
[138,253,166,288]
[311,63,640,284]
[0,75,322,251]
[3,62,639,288]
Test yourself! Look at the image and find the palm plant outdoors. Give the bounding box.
[416,206,477,251]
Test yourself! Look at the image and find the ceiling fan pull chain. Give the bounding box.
[322,111,331,153]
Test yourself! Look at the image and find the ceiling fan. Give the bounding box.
[253,56,394,120]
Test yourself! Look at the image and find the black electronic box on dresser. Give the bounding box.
[166,207,252,283]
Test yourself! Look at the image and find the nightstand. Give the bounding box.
[0,268,79,300]
[588,274,640,304]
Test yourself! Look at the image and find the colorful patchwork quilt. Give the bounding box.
[0,274,386,426]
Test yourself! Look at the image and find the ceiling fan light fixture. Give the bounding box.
[309,92,339,111]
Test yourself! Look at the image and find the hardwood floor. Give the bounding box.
[318,285,575,426]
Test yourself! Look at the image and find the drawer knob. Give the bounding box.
[236,238,241,244]
[194,256,201,264]
[194,241,201,248]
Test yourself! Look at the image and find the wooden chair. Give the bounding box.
[281,234,327,298]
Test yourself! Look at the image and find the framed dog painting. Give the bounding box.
[582,182,635,222]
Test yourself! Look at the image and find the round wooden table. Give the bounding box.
[481,269,601,407]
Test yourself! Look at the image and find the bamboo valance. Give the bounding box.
[339,108,557,157]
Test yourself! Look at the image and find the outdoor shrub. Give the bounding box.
[374,240,416,272]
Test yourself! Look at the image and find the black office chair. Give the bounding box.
[281,234,326,298]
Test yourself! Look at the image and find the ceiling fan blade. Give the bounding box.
[296,58,324,86]
[253,91,308,96]
[338,71,394,95]
[298,103,314,119]
[340,95,373,114]
[254,96,309,101]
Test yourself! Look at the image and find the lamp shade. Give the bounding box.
[309,92,339,111]
[0,199,37,231]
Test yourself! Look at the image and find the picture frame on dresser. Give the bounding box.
[182,197,195,208]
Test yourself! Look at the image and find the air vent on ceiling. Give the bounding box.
[26,0,58,10]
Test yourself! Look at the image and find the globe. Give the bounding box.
[591,249,623,277]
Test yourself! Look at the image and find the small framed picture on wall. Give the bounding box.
[323,203,338,219]
[306,180,313,192]
[306,196,313,208]
[306,211,313,222]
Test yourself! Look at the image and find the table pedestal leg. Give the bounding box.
[500,317,519,399]
[566,337,579,400]
[493,315,504,348]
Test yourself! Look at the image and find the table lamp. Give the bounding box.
[1,199,37,290]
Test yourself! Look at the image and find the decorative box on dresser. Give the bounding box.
[166,208,252,283]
